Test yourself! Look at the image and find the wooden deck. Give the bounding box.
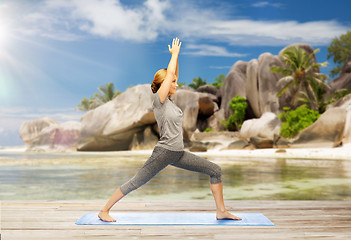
[1,200,350,239]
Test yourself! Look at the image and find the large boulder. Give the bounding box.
[220,61,247,118]
[78,84,156,151]
[130,124,159,150]
[78,85,215,151]
[327,53,351,98]
[246,59,260,117]
[196,84,219,96]
[173,90,200,139]
[327,94,351,145]
[240,112,281,140]
[20,119,82,152]
[19,117,57,145]
[257,53,283,115]
[292,107,347,148]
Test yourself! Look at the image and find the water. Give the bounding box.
[0,150,350,201]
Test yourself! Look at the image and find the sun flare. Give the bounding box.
[0,23,10,48]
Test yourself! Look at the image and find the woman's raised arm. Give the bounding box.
[158,38,181,103]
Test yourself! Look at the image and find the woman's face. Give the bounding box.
[169,77,179,95]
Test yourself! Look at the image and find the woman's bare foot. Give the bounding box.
[216,210,242,220]
[98,210,116,222]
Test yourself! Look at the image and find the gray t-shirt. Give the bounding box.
[152,92,184,151]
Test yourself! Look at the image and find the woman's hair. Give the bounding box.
[151,68,167,93]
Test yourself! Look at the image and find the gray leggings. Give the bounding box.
[120,146,222,195]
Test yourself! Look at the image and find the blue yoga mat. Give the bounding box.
[75,212,274,226]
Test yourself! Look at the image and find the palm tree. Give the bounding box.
[77,96,100,111]
[271,46,329,111]
[77,83,121,111]
[94,83,121,105]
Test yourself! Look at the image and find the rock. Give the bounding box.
[78,85,209,151]
[246,59,260,117]
[130,125,159,150]
[78,84,156,151]
[328,93,351,110]
[292,107,347,148]
[273,134,291,148]
[19,118,57,145]
[198,93,217,117]
[23,121,82,152]
[205,110,227,132]
[327,94,351,145]
[226,140,250,149]
[196,84,219,96]
[220,61,247,118]
[173,89,200,140]
[240,112,281,140]
[327,54,351,98]
[49,121,82,150]
[189,142,208,152]
[196,93,219,131]
[275,149,286,153]
[191,131,240,149]
[344,110,351,145]
[250,136,273,149]
[257,53,283,115]
[341,53,351,75]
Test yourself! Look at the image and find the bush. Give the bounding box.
[224,95,247,131]
[278,106,320,138]
[204,127,214,132]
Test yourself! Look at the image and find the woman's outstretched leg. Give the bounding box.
[98,188,124,222]
[210,182,241,220]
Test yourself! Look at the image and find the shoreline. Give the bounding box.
[1,144,351,161]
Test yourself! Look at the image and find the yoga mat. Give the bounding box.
[75,212,274,226]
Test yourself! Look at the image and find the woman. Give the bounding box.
[98,38,241,222]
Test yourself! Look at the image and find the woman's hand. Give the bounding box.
[168,37,181,55]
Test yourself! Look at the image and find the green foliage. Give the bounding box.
[224,95,247,131]
[177,82,186,87]
[327,30,351,77]
[324,88,351,106]
[278,106,320,139]
[271,45,328,111]
[188,77,207,89]
[204,127,214,132]
[210,74,225,89]
[77,83,121,111]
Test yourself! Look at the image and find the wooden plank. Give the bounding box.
[1,200,351,240]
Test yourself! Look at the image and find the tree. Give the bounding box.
[327,31,351,77]
[94,83,121,105]
[77,83,121,111]
[177,82,186,87]
[278,106,320,139]
[271,46,329,111]
[224,95,247,131]
[188,77,207,89]
[211,74,225,89]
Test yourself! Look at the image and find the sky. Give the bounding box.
[0,0,350,146]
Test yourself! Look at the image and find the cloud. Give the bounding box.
[5,0,350,46]
[251,1,282,8]
[209,66,232,69]
[184,44,246,57]
[18,0,170,42]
